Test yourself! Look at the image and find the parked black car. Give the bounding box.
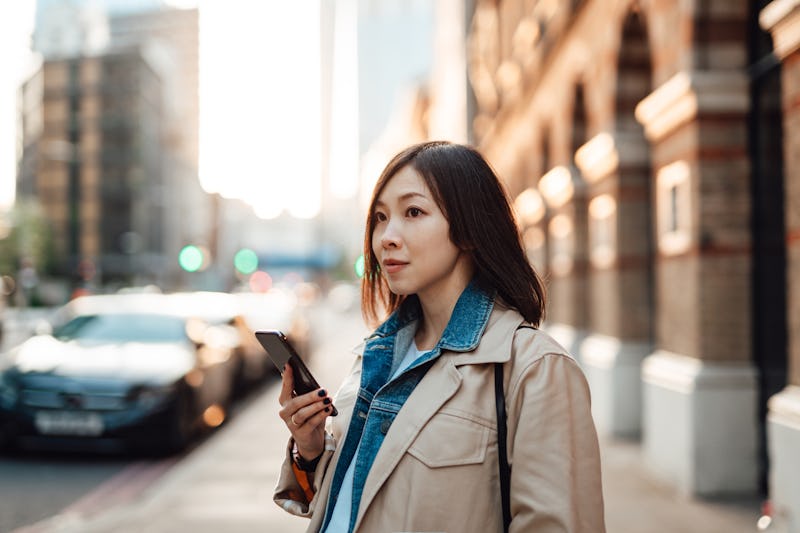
[0,293,239,454]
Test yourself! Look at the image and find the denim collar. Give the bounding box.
[369,279,496,353]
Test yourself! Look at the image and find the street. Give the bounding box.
[0,452,132,531]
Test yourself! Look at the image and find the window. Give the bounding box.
[656,160,692,255]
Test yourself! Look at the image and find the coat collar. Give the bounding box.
[354,283,528,367]
[448,302,527,366]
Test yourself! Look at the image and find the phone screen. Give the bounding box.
[255,331,337,415]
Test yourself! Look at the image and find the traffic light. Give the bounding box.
[178,245,208,272]
[234,248,259,275]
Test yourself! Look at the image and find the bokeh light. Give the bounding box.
[354,254,365,278]
[233,248,259,275]
[248,270,273,293]
[178,245,205,272]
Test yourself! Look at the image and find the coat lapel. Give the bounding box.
[353,356,462,530]
[353,305,527,530]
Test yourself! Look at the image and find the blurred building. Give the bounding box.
[18,48,168,284]
[17,1,208,290]
[358,0,477,183]
[418,0,797,526]
[319,0,437,271]
[107,6,211,289]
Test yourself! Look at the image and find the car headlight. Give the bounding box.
[133,385,176,410]
[0,373,18,409]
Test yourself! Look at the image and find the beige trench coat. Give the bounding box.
[274,303,605,532]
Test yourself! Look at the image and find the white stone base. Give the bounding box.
[580,334,651,438]
[641,350,759,496]
[767,385,800,533]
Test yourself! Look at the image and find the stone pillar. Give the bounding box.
[635,70,758,496]
[538,166,589,360]
[575,131,654,439]
[761,1,800,529]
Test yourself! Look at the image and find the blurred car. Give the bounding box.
[0,293,239,454]
[168,291,266,396]
[169,290,311,395]
[233,288,312,369]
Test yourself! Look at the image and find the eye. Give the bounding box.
[373,211,387,223]
[406,207,423,218]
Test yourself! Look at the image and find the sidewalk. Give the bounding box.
[16,304,760,533]
[601,439,759,532]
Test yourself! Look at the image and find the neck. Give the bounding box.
[414,262,473,351]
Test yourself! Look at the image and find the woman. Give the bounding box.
[275,141,605,532]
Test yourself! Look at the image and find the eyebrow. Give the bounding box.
[375,191,428,207]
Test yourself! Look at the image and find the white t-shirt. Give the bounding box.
[323,341,425,532]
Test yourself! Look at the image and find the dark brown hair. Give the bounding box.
[361,141,546,327]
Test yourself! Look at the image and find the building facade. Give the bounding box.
[455,0,798,527]
[18,49,166,285]
[108,7,214,290]
[18,3,207,290]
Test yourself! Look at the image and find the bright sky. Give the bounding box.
[198,0,322,219]
[0,2,37,209]
[0,0,323,219]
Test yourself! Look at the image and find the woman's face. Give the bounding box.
[371,165,472,301]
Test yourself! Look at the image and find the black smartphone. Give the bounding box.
[255,330,337,416]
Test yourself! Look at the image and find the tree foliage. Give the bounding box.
[0,200,56,278]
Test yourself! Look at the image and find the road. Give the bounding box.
[0,451,133,531]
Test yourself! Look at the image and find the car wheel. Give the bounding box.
[232,355,248,399]
[0,430,14,454]
[163,391,195,454]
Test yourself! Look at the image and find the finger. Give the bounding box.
[288,387,330,413]
[290,399,332,428]
[278,364,294,405]
[303,404,334,429]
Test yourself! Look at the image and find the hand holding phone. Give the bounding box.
[255,330,338,416]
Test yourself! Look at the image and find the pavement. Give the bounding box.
[8,302,761,533]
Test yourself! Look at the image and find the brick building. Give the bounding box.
[17,49,167,283]
[450,0,799,526]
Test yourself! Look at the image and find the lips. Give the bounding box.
[382,259,408,274]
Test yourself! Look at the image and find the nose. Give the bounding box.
[379,220,401,249]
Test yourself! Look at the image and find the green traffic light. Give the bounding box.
[354,254,365,278]
[179,245,204,272]
[234,248,259,275]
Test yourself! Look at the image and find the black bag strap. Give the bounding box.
[495,361,511,532]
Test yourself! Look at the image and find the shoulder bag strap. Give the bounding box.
[495,361,511,532]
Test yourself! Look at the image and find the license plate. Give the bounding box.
[35,411,104,436]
